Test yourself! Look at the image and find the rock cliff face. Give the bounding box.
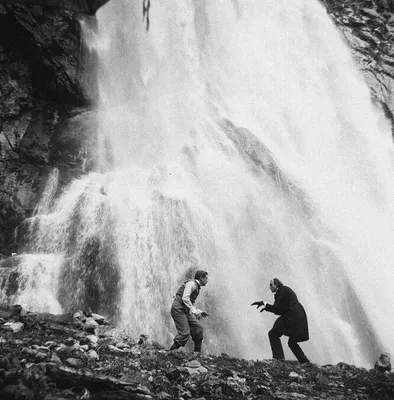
[0,0,394,256]
[325,0,394,131]
[0,2,98,255]
[0,0,110,14]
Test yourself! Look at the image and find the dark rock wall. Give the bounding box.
[0,0,394,256]
[324,0,394,132]
[0,0,110,15]
[0,3,98,256]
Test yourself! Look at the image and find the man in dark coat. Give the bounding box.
[252,278,310,364]
[169,270,209,352]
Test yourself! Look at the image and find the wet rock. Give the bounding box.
[108,344,126,353]
[64,337,77,346]
[66,357,83,367]
[86,334,99,346]
[337,361,352,370]
[89,390,152,400]
[226,375,250,395]
[6,0,110,15]
[165,368,181,381]
[0,383,34,400]
[157,392,171,399]
[0,309,12,320]
[85,317,99,328]
[138,334,150,346]
[151,341,165,350]
[115,342,130,350]
[101,328,116,338]
[185,360,201,368]
[21,347,47,362]
[289,371,302,381]
[73,311,86,323]
[316,372,331,386]
[87,349,100,361]
[91,313,106,325]
[374,352,392,372]
[10,304,23,316]
[2,322,24,333]
[49,353,62,364]
[274,391,307,399]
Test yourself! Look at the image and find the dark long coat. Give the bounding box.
[265,286,309,343]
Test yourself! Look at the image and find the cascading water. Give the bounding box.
[5,0,394,367]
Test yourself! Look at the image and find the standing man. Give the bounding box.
[170,270,210,352]
[251,278,310,364]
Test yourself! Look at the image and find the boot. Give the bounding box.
[194,341,202,353]
[170,342,181,351]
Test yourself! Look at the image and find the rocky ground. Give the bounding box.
[1,305,394,400]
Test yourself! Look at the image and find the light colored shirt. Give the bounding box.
[182,280,202,315]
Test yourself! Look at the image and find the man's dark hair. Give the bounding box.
[195,270,208,280]
[272,278,283,288]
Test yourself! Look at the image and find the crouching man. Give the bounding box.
[170,270,209,352]
[252,278,310,364]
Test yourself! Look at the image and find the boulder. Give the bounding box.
[374,352,392,373]
[0,383,34,400]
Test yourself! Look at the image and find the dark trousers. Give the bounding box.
[170,300,203,351]
[268,316,309,363]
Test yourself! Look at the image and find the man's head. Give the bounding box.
[269,278,283,293]
[195,270,208,286]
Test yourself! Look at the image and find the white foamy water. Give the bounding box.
[0,254,63,314]
[6,0,394,367]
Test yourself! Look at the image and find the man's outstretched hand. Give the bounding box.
[251,300,265,309]
[196,311,210,320]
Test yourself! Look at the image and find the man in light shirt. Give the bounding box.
[169,270,209,352]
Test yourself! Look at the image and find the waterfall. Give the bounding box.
[6,0,394,367]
